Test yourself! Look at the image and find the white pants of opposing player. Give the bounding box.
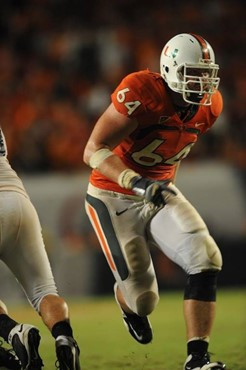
[0,191,58,312]
[85,183,222,317]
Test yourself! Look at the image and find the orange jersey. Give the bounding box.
[90,70,223,194]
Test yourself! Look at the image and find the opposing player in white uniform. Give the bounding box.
[0,129,81,369]
[83,33,226,369]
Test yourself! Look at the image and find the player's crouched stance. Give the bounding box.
[0,128,81,369]
[83,33,226,369]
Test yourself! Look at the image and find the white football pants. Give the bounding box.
[0,191,58,312]
[85,183,222,316]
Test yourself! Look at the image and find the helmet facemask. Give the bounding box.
[175,60,220,105]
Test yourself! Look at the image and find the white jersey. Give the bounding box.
[0,128,27,197]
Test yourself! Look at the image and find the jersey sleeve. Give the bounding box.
[111,71,161,120]
[111,72,147,118]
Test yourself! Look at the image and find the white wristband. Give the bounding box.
[118,169,140,189]
[89,148,114,169]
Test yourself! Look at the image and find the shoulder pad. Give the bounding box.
[211,90,223,117]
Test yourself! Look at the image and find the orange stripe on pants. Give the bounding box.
[87,204,116,271]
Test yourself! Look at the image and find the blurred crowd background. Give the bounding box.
[0,0,245,174]
[0,0,245,298]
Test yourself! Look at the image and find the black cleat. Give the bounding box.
[8,324,43,370]
[55,335,81,370]
[114,283,152,344]
[121,311,153,344]
[0,342,21,369]
[184,352,226,370]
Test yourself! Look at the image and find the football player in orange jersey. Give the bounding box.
[83,33,226,370]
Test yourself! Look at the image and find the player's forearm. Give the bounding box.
[84,146,139,187]
[95,153,133,185]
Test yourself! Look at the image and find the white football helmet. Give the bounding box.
[160,33,220,105]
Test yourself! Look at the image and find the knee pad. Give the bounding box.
[188,233,223,274]
[204,234,222,270]
[134,266,159,316]
[184,270,219,301]
[124,236,151,274]
[136,291,159,316]
[121,262,159,316]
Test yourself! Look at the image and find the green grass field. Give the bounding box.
[7,289,246,370]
